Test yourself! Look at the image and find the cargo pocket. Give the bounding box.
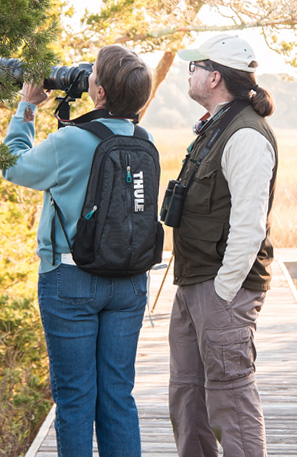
[205,326,255,382]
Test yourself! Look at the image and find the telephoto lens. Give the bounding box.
[0,58,23,85]
[43,63,92,98]
[0,58,92,98]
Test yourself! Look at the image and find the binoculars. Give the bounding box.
[160,179,186,228]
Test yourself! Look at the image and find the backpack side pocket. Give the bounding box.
[153,221,164,265]
[73,217,96,265]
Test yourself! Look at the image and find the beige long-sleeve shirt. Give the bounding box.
[214,126,276,302]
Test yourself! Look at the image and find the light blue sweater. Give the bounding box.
[3,102,152,273]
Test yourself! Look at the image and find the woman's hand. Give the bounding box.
[20,82,51,106]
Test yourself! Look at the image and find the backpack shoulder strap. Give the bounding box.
[48,121,112,266]
[133,125,149,140]
[75,121,114,140]
[50,192,73,265]
[76,121,150,141]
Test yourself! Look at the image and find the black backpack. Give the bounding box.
[51,121,164,277]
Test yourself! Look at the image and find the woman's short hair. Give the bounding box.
[203,59,274,117]
[95,45,152,117]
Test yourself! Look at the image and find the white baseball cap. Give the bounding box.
[178,33,258,73]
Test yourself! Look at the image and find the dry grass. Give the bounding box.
[150,127,297,251]
[272,128,297,247]
[151,128,194,251]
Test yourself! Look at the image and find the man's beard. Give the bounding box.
[189,86,210,109]
[188,75,210,109]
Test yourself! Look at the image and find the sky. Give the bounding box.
[66,0,296,77]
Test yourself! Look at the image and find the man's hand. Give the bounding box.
[20,82,51,106]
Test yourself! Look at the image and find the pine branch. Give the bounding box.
[0,143,18,170]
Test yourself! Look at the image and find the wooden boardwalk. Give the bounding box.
[25,249,297,457]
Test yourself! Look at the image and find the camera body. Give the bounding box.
[160,179,186,228]
[0,58,92,99]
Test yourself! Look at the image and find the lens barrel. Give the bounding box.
[0,58,23,86]
[43,63,92,98]
[0,58,92,98]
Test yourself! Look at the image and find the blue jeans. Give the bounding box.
[38,264,147,457]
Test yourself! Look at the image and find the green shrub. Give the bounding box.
[0,294,52,457]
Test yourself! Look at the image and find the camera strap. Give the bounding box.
[55,107,139,127]
[183,98,250,194]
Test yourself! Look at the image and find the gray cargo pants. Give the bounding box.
[169,280,267,457]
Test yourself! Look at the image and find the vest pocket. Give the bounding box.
[179,218,226,275]
[185,166,217,214]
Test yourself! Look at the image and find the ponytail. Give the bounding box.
[250,85,274,117]
[204,60,275,117]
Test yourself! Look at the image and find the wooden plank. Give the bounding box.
[25,406,56,457]
[25,249,297,457]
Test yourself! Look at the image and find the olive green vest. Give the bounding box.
[173,104,278,290]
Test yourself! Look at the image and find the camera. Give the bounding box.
[160,180,186,228]
[0,58,92,99]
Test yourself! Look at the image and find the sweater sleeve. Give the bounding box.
[214,128,275,302]
[2,102,58,190]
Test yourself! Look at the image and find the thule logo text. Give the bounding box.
[133,171,144,212]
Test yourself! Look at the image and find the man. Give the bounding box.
[168,34,277,457]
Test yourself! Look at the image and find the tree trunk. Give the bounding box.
[139,0,204,120]
[140,50,176,120]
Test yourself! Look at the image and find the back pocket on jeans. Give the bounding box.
[57,264,96,303]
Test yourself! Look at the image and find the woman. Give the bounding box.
[3,45,152,457]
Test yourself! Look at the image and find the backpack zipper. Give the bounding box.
[126,154,132,183]
[85,205,97,219]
